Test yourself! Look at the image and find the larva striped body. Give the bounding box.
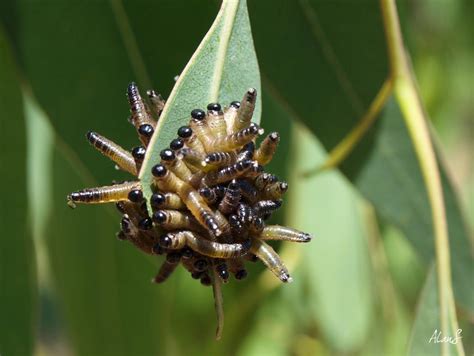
[67,181,141,207]
[206,103,227,138]
[86,131,138,175]
[160,230,251,259]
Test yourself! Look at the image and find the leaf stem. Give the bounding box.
[380,0,463,355]
[304,77,392,176]
[212,269,224,340]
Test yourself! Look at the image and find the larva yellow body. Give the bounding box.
[160,231,251,259]
[86,131,137,175]
[254,132,280,166]
[250,239,292,283]
[67,181,141,207]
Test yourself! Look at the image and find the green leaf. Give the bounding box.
[24,98,166,355]
[45,144,165,355]
[250,0,473,314]
[237,290,297,356]
[408,265,463,355]
[0,1,219,184]
[353,98,473,313]
[0,29,37,355]
[249,0,388,152]
[140,0,261,201]
[287,124,374,352]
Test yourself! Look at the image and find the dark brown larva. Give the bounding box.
[67,84,312,339]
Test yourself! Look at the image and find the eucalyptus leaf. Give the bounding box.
[44,142,164,356]
[408,265,463,355]
[287,124,374,352]
[353,98,473,313]
[250,0,473,314]
[139,0,261,201]
[0,29,37,356]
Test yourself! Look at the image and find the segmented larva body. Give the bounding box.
[67,83,313,336]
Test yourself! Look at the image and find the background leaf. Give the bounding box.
[0,29,37,356]
[250,0,473,314]
[287,124,374,352]
[24,98,165,355]
[408,265,463,355]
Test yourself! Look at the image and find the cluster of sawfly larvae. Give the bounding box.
[67,83,312,288]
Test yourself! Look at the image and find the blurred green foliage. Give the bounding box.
[0,0,472,355]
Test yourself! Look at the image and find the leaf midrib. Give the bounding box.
[209,0,239,103]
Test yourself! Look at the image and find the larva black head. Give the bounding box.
[152,210,167,224]
[181,247,194,259]
[138,124,154,137]
[169,138,184,151]
[230,101,241,109]
[200,274,212,286]
[116,231,127,241]
[160,149,175,161]
[191,271,202,280]
[166,252,182,264]
[207,103,221,112]
[198,187,213,199]
[151,164,167,177]
[238,159,253,171]
[191,109,206,121]
[194,259,208,272]
[85,131,96,142]
[228,179,240,191]
[248,122,263,135]
[252,217,265,232]
[128,189,143,203]
[131,146,146,160]
[150,193,166,209]
[138,217,153,230]
[67,192,81,202]
[235,269,248,280]
[159,234,172,248]
[177,126,192,138]
[216,263,229,282]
